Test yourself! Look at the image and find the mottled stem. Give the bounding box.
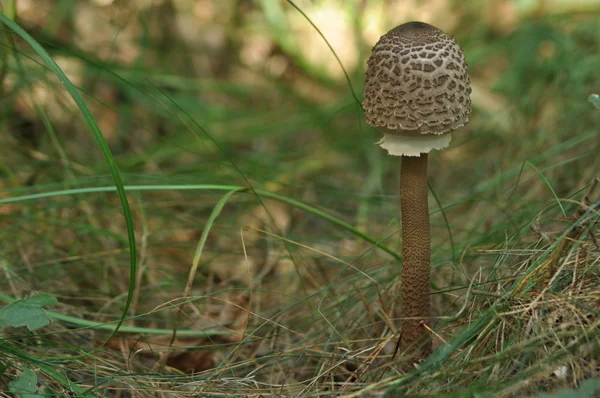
[399,153,432,368]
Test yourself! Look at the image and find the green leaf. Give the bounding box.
[589,93,600,108]
[8,367,43,398]
[0,294,57,331]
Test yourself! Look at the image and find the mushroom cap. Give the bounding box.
[363,21,471,140]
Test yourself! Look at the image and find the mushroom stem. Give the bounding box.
[399,153,432,366]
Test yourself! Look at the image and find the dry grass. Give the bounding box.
[1,1,600,397]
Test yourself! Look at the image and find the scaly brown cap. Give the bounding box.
[363,22,471,156]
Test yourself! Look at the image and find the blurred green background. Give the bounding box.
[0,0,599,395]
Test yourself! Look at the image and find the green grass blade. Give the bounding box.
[429,182,456,265]
[0,14,136,347]
[0,292,230,336]
[525,161,567,217]
[0,184,401,260]
[285,0,363,109]
[169,188,242,345]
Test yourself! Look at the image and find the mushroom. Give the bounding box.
[363,21,471,367]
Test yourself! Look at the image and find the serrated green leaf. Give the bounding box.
[0,294,57,331]
[8,367,43,398]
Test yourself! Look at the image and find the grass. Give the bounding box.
[0,0,599,396]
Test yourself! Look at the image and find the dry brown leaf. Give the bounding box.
[166,350,215,374]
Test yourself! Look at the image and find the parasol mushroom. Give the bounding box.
[363,21,472,368]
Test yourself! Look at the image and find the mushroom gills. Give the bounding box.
[377,132,451,157]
